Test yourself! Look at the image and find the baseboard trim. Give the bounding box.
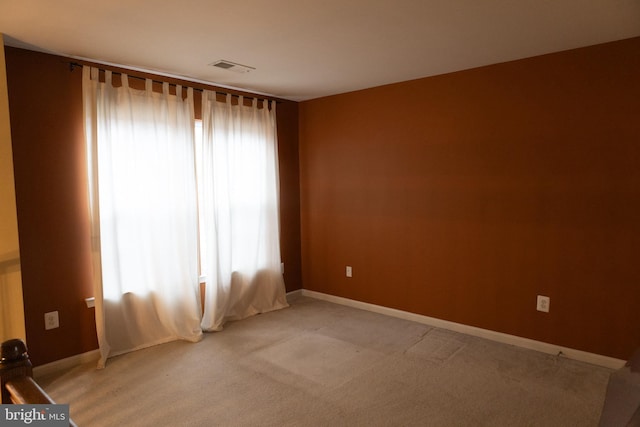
[31,289,624,377]
[33,349,100,379]
[301,289,626,370]
[286,289,303,300]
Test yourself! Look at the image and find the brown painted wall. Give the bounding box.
[277,101,303,290]
[6,47,96,366]
[299,37,640,360]
[6,47,301,365]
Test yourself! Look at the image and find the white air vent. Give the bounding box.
[209,60,255,74]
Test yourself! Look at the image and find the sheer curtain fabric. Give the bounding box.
[199,93,288,331]
[83,67,202,367]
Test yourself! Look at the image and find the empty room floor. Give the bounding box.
[38,295,611,426]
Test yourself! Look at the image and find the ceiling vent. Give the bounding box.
[209,60,255,74]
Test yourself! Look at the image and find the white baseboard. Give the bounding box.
[30,288,624,377]
[33,349,100,379]
[286,289,303,300]
[300,289,626,370]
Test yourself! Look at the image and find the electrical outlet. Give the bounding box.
[45,311,59,330]
[536,295,550,313]
[346,266,352,278]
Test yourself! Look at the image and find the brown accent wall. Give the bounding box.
[6,47,96,366]
[299,37,640,360]
[6,47,301,365]
[277,101,303,291]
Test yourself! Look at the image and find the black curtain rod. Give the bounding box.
[67,61,281,104]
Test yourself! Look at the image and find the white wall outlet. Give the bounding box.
[536,295,550,313]
[346,266,353,278]
[45,311,59,330]
[281,262,284,274]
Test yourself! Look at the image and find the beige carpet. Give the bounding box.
[38,295,611,426]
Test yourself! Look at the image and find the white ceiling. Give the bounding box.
[2,0,639,101]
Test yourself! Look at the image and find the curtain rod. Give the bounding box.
[67,61,282,104]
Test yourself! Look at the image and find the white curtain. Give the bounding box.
[83,67,202,367]
[199,93,288,331]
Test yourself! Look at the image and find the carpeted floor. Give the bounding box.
[38,295,611,426]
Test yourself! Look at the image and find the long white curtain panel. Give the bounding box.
[199,93,288,331]
[83,67,202,367]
